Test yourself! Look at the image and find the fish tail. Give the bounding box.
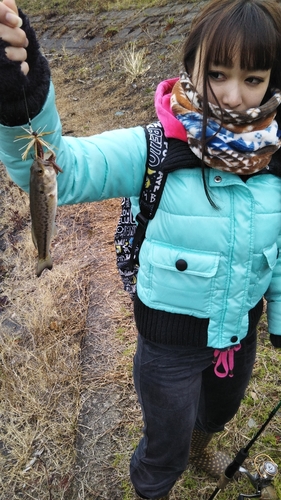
[36,254,53,277]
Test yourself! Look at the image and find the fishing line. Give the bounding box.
[207,399,281,500]
[22,85,32,128]
[20,86,45,159]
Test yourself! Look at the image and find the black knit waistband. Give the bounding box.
[134,295,263,347]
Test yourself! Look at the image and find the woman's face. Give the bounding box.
[191,48,271,112]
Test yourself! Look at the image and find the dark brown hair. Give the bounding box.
[182,0,281,205]
[183,0,281,94]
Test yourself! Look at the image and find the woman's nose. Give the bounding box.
[221,82,243,109]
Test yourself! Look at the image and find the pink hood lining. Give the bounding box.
[154,78,187,142]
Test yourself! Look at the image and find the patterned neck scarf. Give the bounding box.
[171,72,281,174]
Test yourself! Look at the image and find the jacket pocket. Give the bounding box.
[248,242,278,306]
[263,243,278,270]
[145,240,220,315]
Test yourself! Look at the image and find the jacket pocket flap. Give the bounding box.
[263,242,278,270]
[149,241,220,278]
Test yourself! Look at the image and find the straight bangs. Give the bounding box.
[181,0,281,205]
[204,4,278,72]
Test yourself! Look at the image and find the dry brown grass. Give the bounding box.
[0,166,92,498]
[0,159,139,499]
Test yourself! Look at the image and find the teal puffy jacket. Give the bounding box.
[1,83,281,349]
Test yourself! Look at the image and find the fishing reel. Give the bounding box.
[238,454,278,499]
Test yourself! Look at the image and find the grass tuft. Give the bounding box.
[119,41,151,82]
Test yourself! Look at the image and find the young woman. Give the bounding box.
[0,0,281,498]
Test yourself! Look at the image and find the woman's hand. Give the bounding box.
[0,0,29,74]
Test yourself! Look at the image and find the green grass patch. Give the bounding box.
[19,0,171,16]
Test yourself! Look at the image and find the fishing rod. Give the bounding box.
[207,399,281,500]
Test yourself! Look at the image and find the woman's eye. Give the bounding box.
[208,71,224,81]
[246,77,264,85]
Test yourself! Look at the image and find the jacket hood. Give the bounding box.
[155,78,187,142]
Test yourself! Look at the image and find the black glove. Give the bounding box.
[270,334,281,348]
[0,9,50,126]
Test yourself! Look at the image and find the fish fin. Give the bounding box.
[31,227,38,250]
[36,255,53,277]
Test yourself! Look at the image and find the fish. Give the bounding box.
[29,156,58,277]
